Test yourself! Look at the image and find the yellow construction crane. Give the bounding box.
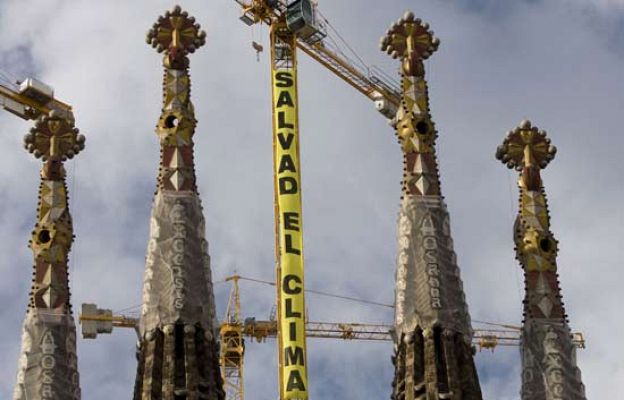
[231,3,405,398]
[0,74,73,121]
[238,318,586,350]
[215,275,586,400]
[221,275,246,400]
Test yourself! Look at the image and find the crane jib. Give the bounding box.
[272,67,309,399]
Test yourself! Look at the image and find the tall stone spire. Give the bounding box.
[380,12,483,400]
[133,6,224,399]
[13,111,85,400]
[496,120,586,400]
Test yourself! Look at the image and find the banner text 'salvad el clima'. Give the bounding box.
[272,68,308,399]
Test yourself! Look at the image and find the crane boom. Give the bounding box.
[296,41,400,115]
[234,0,401,118]
[238,319,585,349]
[0,78,72,121]
[243,319,391,341]
[78,310,587,351]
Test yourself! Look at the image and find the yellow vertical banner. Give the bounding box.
[272,67,308,399]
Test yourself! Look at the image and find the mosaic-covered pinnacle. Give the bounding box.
[147,5,206,67]
[23,111,85,162]
[496,119,557,171]
[380,11,439,75]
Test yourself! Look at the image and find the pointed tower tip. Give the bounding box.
[496,120,557,171]
[24,115,84,162]
[147,7,206,67]
[379,12,439,62]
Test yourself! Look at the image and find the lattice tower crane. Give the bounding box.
[216,275,586,400]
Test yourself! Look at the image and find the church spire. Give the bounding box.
[496,120,586,399]
[132,6,224,400]
[13,111,85,400]
[381,12,483,399]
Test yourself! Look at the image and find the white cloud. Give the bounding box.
[576,0,624,7]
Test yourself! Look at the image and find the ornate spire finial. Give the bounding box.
[496,120,557,190]
[146,5,206,69]
[381,13,441,196]
[496,120,557,191]
[496,119,557,170]
[380,11,439,76]
[24,111,85,180]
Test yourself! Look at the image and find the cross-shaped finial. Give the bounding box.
[496,120,557,171]
[24,111,85,180]
[147,5,206,68]
[24,111,85,162]
[380,11,439,76]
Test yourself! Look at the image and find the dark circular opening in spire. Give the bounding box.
[416,121,429,135]
[165,115,179,128]
[540,238,552,252]
[38,229,51,244]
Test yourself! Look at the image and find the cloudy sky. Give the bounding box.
[0,0,623,398]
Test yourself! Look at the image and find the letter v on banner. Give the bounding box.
[271,26,308,400]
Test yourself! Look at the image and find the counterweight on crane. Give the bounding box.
[0,77,72,121]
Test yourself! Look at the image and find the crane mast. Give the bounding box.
[220,276,245,400]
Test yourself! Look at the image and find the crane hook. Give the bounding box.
[252,41,264,62]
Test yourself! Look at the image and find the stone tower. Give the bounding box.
[380,12,483,400]
[496,120,586,399]
[381,12,481,400]
[13,111,85,400]
[133,6,224,400]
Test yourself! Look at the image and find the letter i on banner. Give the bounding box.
[272,67,308,399]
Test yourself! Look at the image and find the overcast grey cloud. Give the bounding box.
[0,0,622,399]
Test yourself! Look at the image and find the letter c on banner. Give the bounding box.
[283,274,302,294]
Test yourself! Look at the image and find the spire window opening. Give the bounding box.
[38,229,51,244]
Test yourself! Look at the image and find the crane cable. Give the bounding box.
[221,274,394,309]
[507,169,524,306]
[472,319,520,331]
[0,68,19,89]
[219,276,522,330]
[68,157,77,304]
[315,9,368,74]
[112,273,395,315]
[112,276,523,331]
